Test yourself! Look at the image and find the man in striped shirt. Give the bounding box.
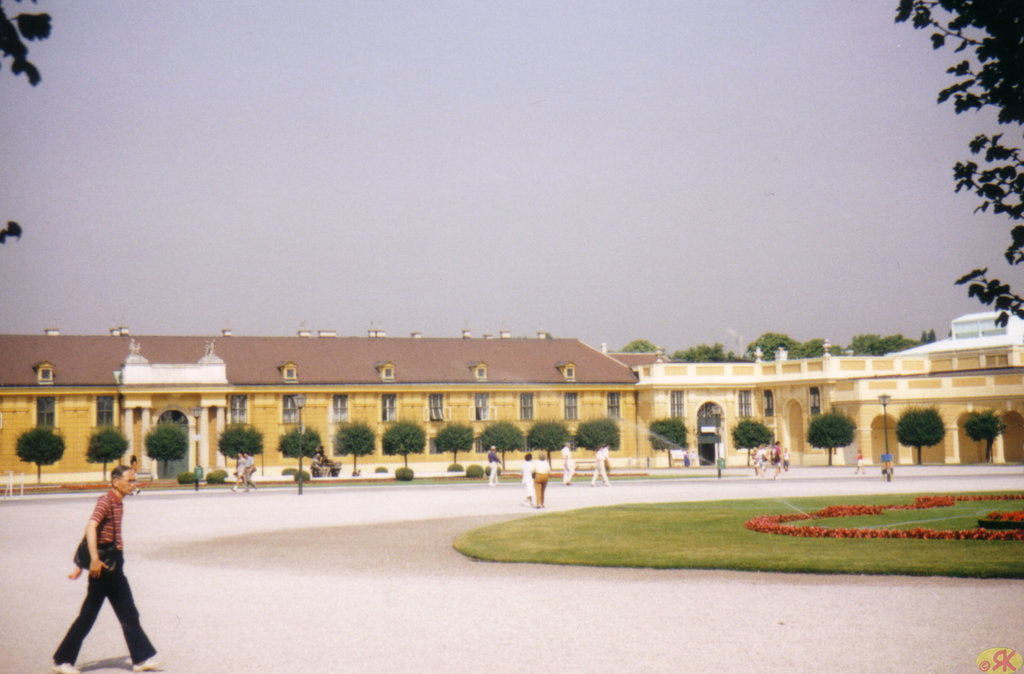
[52,466,163,674]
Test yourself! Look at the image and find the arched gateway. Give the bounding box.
[696,402,723,466]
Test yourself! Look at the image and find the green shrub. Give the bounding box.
[465,464,485,479]
[206,469,228,484]
[292,470,311,482]
[447,463,464,473]
[374,466,389,474]
[395,467,414,481]
[282,467,298,477]
[176,471,196,485]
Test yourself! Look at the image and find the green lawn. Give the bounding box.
[452,493,1024,578]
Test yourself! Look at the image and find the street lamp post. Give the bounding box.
[295,394,307,495]
[190,406,203,492]
[878,395,892,481]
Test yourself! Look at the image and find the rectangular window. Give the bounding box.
[429,394,445,422]
[382,394,397,422]
[670,391,685,418]
[809,387,821,415]
[474,393,490,421]
[230,395,248,424]
[37,396,55,427]
[519,393,534,421]
[96,396,115,426]
[283,395,299,424]
[564,392,578,420]
[764,391,775,417]
[607,392,621,419]
[332,395,349,423]
[738,390,753,417]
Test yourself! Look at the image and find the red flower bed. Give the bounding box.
[745,494,1024,541]
[986,511,1024,522]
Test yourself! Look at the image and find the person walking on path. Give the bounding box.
[243,452,257,491]
[561,442,575,485]
[591,445,611,487]
[487,446,501,486]
[52,466,162,674]
[533,451,551,507]
[232,452,246,492]
[521,453,535,507]
[855,450,866,475]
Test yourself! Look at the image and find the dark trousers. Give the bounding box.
[53,555,156,666]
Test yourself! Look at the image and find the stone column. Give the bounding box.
[215,406,226,468]
[140,408,153,473]
[123,407,134,457]
[199,406,210,467]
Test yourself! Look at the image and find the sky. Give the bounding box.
[0,0,1015,355]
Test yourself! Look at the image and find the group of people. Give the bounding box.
[490,442,613,509]
[231,452,257,492]
[520,451,551,507]
[311,446,341,478]
[752,443,789,479]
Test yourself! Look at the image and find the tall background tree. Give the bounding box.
[670,343,741,362]
[334,422,376,475]
[620,339,659,353]
[896,407,946,464]
[381,420,426,467]
[479,421,525,467]
[964,409,1006,463]
[897,0,1024,324]
[434,422,475,467]
[87,426,128,480]
[16,425,64,483]
[806,411,856,466]
[144,423,188,478]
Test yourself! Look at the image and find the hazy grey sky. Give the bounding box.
[0,1,1011,353]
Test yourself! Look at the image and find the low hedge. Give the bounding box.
[465,464,485,479]
[395,467,414,481]
[206,469,229,484]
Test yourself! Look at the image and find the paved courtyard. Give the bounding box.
[2,465,1023,673]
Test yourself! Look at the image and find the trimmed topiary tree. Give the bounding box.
[145,423,188,478]
[334,422,376,476]
[896,407,946,465]
[479,421,525,467]
[382,420,426,467]
[575,418,620,451]
[218,423,263,461]
[16,426,65,484]
[434,423,475,467]
[527,420,571,453]
[964,409,1007,463]
[395,466,414,481]
[648,417,689,466]
[87,426,128,480]
[807,411,856,467]
[732,419,773,465]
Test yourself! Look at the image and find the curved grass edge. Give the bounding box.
[452,493,1024,578]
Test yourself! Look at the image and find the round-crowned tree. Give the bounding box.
[648,417,689,467]
[964,410,1006,463]
[87,426,128,480]
[807,411,856,466]
[382,420,426,467]
[732,419,773,464]
[575,418,620,451]
[279,427,321,460]
[218,423,264,460]
[16,426,65,484]
[334,422,376,475]
[896,408,946,465]
[145,423,188,478]
[526,420,571,453]
[434,423,475,467]
[479,421,525,466]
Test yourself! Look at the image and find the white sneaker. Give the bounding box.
[133,656,163,672]
[52,664,80,674]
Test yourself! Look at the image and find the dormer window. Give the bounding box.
[279,362,298,383]
[34,362,54,385]
[557,361,576,382]
[376,361,396,382]
[470,362,488,381]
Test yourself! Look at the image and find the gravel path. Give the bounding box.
[3,466,1023,673]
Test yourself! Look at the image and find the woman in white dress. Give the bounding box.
[521,453,535,507]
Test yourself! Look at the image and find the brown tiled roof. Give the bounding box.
[607,352,667,368]
[0,335,637,387]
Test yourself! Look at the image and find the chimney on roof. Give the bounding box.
[462,329,472,339]
[298,328,313,338]
[368,329,386,338]
[317,330,337,338]
[410,331,422,339]
[601,342,607,353]
[44,327,60,336]
[484,332,493,340]
[500,330,511,339]
[537,331,547,339]
[222,328,233,337]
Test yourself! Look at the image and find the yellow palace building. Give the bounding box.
[0,313,1021,483]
